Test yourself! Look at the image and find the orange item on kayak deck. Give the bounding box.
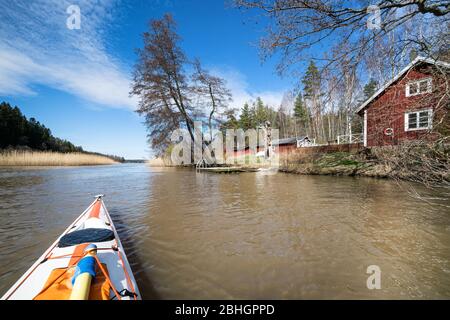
[89,200,102,219]
[33,263,111,300]
[68,243,90,266]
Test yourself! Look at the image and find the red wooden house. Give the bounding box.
[356,57,449,147]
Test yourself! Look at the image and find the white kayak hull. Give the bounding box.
[1,196,141,300]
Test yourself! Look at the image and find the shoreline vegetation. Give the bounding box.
[279,143,449,187]
[1,102,125,166]
[150,142,449,187]
[279,142,449,187]
[147,157,169,167]
[279,151,390,178]
[0,150,118,167]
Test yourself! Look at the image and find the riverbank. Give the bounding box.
[279,142,450,187]
[0,150,118,166]
[279,151,391,178]
[150,142,449,186]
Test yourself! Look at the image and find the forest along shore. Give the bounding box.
[0,150,118,166]
[0,103,125,166]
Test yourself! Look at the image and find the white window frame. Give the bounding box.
[404,108,433,132]
[363,110,367,147]
[405,78,432,97]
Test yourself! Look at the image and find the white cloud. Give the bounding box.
[0,0,137,109]
[209,66,287,112]
[0,1,287,112]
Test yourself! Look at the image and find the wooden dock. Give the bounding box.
[196,167,259,173]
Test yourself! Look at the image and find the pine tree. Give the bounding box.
[220,109,239,130]
[293,93,308,122]
[239,103,253,130]
[293,93,309,136]
[0,101,84,152]
[409,49,418,62]
[363,78,378,100]
[253,97,268,126]
[302,61,323,140]
[302,61,321,99]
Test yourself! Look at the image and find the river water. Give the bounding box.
[0,164,449,299]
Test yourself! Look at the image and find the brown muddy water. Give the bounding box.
[0,164,449,299]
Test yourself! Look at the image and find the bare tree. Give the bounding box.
[234,0,450,75]
[131,14,195,156]
[191,60,232,142]
[131,14,233,158]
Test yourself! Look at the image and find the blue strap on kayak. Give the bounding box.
[72,256,96,285]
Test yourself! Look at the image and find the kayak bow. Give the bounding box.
[1,195,141,300]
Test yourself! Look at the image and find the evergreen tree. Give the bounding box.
[409,49,418,62]
[239,103,253,130]
[0,101,83,153]
[302,60,323,140]
[302,61,321,99]
[293,93,308,123]
[253,97,268,126]
[220,109,240,130]
[363,78,378,100]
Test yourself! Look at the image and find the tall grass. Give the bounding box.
[147,157,168,167]
[0,150,117,166]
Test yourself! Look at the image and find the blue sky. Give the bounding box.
[0,0,293,159]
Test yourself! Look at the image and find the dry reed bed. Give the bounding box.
[0,151,117,166]
[147,157,169,167]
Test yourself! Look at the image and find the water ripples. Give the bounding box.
[0,165,449,299]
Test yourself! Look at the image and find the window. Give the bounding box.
[406,78,432,97]
[405,109,433,131]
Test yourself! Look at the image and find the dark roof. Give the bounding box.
[272,136,310,146]
[233,136,311,151]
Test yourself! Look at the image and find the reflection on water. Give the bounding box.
[0,164,449,299]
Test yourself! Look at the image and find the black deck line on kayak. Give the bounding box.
[58,228,115,248]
